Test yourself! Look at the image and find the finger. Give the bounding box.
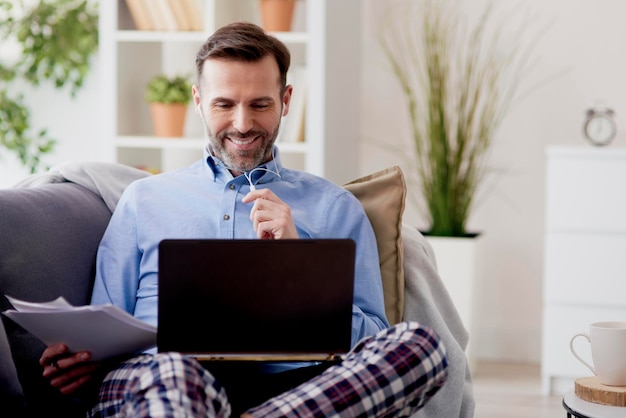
[249,200,276,233]
[246,191,297,238]
[242,188,280,204]
[255,219,277,239]
[254,214,298,240]
[249,197,261,223]
[242,190,260,204]
[249,197,276,232]
[39,343,69,368]
[43,351,90,378]
[250,200,269,221]
[58,374,93,395]
[48,359,99,388]
[51,362,101,394]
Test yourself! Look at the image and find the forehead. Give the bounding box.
[199,55,281,99]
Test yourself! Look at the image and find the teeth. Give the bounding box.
[230,137,255,145]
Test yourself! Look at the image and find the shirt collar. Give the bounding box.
[203,145,284,185]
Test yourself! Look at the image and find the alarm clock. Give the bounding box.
[583,106,616,146]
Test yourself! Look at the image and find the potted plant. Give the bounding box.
[379,0,538,373]
[258,0,296,32]
[144,74,192,138]
[0,0,98,173]
[380,0,534,238]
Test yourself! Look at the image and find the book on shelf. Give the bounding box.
[154,0,179,31]
[2,295,156,361]
[142,0,167,31]
[279,66,307,143]
[180,0,204,31]
[124,0,153,30]
[167,0,192,31]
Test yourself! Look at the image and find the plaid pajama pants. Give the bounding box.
[90,322,448,418]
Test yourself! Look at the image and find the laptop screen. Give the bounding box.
[157,239,355,359]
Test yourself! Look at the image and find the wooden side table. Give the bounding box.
[563,390,625,418]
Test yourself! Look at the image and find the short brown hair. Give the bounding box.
[195,22,291,92]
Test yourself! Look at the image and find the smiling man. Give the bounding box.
[39,22,447,417]
[194,53,298,240]
[195,55,286,175]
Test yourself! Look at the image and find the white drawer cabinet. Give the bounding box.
[542,146,626,395]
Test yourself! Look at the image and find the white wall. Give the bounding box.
[0,0,102,187]
[0,60,102,188]
[3,0,625,364]
[361,0,626,364]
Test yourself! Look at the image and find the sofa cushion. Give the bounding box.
[0,182,112,416]
[343,166,407,325]
[0,317,25,415]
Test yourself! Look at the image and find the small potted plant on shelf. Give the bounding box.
[258,0,296,32]
[144,74,192,138]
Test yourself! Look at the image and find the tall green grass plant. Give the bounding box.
[380,1,536,236]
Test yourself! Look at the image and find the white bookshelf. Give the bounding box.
[99,0,360,183]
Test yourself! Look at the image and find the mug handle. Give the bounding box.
[570,333,596,375]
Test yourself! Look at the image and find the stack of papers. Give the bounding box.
[3,296,156,361]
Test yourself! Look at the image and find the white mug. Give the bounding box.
[570,321,626,386]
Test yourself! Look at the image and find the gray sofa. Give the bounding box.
[0,162,474,417]
[0,181,114,416]
[0,163,149,417]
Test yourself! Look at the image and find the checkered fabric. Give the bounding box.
[89,322,447,417]
[90,353,230,418]
[246,321,448,417]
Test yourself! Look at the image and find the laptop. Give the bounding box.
[157,239,355,362]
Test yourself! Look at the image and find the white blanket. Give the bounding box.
[14,161,150,212]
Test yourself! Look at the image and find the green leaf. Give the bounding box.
[145,75,193,104]
[379,0,541,236]
[0,0,99,172]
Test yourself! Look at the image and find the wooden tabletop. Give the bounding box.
[575,377,626,407]
[564,390,626,418]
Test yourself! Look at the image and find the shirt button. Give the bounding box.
[229,184,235,190]
[223,214,230,221]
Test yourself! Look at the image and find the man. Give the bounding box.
[40,22,448,417]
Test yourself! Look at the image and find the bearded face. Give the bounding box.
[193,56,292,175]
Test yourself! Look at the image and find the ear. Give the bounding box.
[281,84,293,117]
[192,84,202,113]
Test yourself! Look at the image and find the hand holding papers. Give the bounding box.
[3,296,156,361]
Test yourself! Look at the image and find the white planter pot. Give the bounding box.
[425,234,482,374]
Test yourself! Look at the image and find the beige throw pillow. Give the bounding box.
[343,166,407,325]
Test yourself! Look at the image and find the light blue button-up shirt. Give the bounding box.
[91,148,389,353]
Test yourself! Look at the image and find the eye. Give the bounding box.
[250,100,274,111]
[213,102,233,109]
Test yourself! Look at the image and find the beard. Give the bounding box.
[206,122,281,174]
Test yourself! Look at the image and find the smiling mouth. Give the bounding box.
[229,136,259,146]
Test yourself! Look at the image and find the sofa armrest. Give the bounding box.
[0,182,112,416]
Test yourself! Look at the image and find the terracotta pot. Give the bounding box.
[150,103,187,137]
[259,0,296,32]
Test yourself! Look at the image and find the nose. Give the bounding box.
[232,106,254,134]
